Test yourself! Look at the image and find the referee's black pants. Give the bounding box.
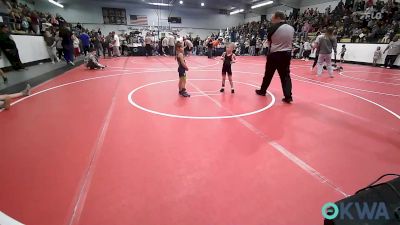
[260,51,292,99]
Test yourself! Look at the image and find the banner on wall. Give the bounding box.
[130,15,148,26]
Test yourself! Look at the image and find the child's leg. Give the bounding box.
[179,76,190,97]
[179,76,186,92]
[228,75,234,93]
[178,79,183,91]
[182,77,187,90]
[0,94,9,101]
[228,66,234,90]
[228,75,233,88]
[3,84,31,99]
[220,74,226,92]
[0,97,11,110]
[5,93,23,99]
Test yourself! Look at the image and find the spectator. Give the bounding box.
[93,32,103,57]
[55,31,63,60]
[72,33,80,58]
[59,24,74,65]
[144,33,152,57]
[382,36,400,68]
[44,30,59,64]
[0,23,24,70]
[30,11,39,34]
[316,27,337,77]
[338,0,344,9]
[112,31,121,57]
[256,38,262,56]
[351,27,360,42]
[373,46,382,66]
[0,0,12,15]
[184,37,193,56]
[325,5,332,15]
[79,30,90,56]
[105,33,114,57]
[303,40,312,61]
[206,37,213,58]
[292,41,300,58]
[194,36,201,55]
[168,35,175,56]
[249,36,256,56]
[162,36,169,56]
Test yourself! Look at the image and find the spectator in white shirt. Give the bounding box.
[112,31,121,57]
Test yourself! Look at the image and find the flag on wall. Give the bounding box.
[130,15,148,26]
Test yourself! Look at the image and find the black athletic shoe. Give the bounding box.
[282,97,293,104]
[255,89,266,96]
[231,89,235,94]
[181,91,190,98]
[220,88,224,93]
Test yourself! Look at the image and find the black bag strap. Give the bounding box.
[267,22,286,42]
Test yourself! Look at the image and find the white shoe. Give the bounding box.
[386,67,391,69]
[51,61,55,64]
[380,66,384,68]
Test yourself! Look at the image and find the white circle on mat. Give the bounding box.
[128,78,275,120]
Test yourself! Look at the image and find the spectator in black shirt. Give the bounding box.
[249,37,256,56]
[0,23,24,70]
[59,24,74,65]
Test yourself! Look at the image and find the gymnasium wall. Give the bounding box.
[34,0,243,38]
[19,0,36,9]
[244,5,294,23]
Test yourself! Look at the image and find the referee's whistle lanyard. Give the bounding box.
[266,22,287,56]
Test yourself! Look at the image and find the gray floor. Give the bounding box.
[0,57,84,94]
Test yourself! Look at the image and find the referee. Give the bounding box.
[256,11,295,104]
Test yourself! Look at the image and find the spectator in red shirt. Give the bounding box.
[30,11,39,34]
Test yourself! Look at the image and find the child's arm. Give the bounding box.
[232,54,237,63]
[178,53,189,71]
[221,52,226,60]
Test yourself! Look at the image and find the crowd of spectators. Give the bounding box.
[0,0,67,35]
[1,0,399,67]
[224,0,399,52]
